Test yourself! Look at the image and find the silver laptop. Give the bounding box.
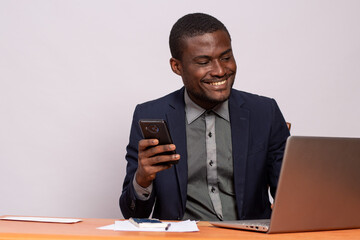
[210,136,360,233]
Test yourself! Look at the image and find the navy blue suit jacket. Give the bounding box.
[120,87,290,220]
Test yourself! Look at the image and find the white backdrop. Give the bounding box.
[1,0,359,219]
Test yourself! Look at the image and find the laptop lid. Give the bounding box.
[268,136,360,233]
[210,136,360,233]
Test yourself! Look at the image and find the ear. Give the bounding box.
[170,58,182,76]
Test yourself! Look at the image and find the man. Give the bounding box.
[120,13,290,221]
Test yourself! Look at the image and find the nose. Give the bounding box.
[210,59,225,77]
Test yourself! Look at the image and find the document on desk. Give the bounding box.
[98,220,199,232]
[0,216,82,224]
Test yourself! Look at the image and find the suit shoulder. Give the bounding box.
[231,89,275,105]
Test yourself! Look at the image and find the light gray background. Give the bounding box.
[1,0,359,219]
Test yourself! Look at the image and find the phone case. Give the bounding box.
[139,119,178,165]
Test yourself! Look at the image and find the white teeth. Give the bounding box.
[209,80,226,86]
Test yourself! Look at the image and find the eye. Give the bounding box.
[194,57,211,66]
[197,61,209,65]
[221,56,231,61]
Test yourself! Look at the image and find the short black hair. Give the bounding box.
[169,13,231,60]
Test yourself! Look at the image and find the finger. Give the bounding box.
[149,144,176,156]
[152,153,180,165]
[138,139,159,151]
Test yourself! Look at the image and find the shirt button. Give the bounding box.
[208,132,212,137]
[211,187,216,193]
[209,160,213,166]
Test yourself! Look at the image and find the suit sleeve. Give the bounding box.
[267,99,290,198]
[119,105,156,218]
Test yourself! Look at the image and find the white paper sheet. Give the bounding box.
[98,220,199,232]
[97,224,116,230]
[0,216,82,224]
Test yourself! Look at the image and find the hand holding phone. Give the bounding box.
[139,119,178,165]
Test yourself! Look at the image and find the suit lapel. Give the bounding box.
[229,91,249,219]
[165,88,188,213]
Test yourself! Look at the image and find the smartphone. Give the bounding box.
[139,119,178,165]
[129,217,168,228]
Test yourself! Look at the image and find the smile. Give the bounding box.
[208,80,227,86]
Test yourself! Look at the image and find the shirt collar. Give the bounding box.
[184,90,230,124]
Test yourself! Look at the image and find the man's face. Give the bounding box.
[171,30,237,109]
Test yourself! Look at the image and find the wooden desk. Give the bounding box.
[1,216,360,240]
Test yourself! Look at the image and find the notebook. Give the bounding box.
[210,136,360,233]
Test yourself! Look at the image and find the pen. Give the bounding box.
[165,223,171,231]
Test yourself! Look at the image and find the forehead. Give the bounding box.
[181,30,232,58]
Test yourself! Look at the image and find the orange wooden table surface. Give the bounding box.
[1,216,360,240]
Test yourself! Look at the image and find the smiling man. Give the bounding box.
[120,13,290,221]
[170,30,236,110]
